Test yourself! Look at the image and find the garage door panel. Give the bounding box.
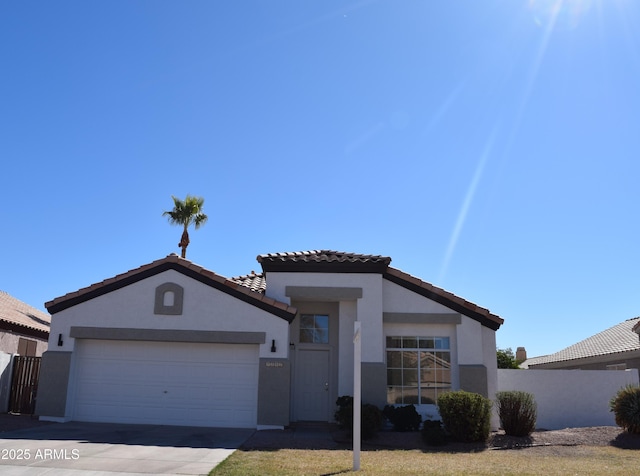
[73,340,259,428]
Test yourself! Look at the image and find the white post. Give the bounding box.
[353,321,361,471]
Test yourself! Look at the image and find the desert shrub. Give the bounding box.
[421,419,448,446]
[383,404,422,431]
[437,390,492,442]
[610,385,640,434]
[334,396,383,440]
[496,391,537,436]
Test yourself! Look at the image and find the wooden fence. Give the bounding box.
[9,356,41,414]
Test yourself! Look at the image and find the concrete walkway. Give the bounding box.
[0,421,253,475]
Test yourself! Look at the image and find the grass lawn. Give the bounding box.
[210,447,640,475]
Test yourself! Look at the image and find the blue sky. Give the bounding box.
[2,0,639,358]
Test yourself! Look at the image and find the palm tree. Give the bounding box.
[162,195,208,258]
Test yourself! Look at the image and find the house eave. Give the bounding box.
[259,261,390,274]
[0,319,49,340]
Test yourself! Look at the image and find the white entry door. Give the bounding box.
[294,349,330,421]
[72,339,259,428]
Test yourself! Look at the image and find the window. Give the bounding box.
[386,336,451,405]
[299,314,329,344]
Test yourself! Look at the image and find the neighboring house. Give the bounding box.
[0,291,50,356]
[36,250,503,429]
[522,317,640,370]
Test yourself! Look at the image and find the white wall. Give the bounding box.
[382,280,456,314]
[49,269,290,359]
[266,272,385,361]
[498,368,640,430]
[0,352,14,412]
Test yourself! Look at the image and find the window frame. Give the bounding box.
[386,335,451,405]
[299,314,330,344]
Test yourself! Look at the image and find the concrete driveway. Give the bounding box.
[0,421,254,476]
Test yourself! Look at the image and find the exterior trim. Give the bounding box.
[261,262,388,273]
[459,364,488,397]
[257,358,290,427]
[362,362,387,408]
[47,260,296,322]
[285,286,363,301]
[383,312,462,324]
[35,351,72,417]
[69,326,266,344]
[154,282,184,315]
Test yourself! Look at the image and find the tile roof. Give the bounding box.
[252,249,503,330]
[258,250,392,265]
[258,250,392,273]
[231,272,266,294]
[524,317,640,367]
[0,291,51,334]
[45,254,297,321]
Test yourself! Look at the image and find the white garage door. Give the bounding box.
[72,339,259,428]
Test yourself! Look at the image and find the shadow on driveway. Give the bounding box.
[0,418,254,475]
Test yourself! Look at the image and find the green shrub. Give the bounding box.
[383,404,422,431]
[496,391,537,437]
[421,419,448,446]
[334,396,383,440]
[437,390,492,442]
[334,395,354,429]
[610,385,640,434]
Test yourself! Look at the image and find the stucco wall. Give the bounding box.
[266,272,384,362]
[0,332,47,357]
[338,300,357,396]
[382,279,457,314]
[47,269,290,359]
[0,352,13,412]
[498,368,640,430]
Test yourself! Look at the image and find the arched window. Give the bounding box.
[154,283,184,315]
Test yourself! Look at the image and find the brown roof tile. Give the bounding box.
[0,291,51,334]
[258,250,392,273]
[256,249,503,330]
[230,272,267,294]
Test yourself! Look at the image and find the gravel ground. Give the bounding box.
[3,414,639,453]
[242,425,640,452]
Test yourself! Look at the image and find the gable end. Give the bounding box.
[47,261,296,322]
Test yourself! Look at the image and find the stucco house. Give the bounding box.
[36,250,503,429]
[522,317,640,370]
[0,291,50,357]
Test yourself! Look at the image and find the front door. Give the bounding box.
[294,349,330,421]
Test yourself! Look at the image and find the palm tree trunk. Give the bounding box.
[179,229,190,258]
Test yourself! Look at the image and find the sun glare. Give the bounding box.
[529,0,594,30]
